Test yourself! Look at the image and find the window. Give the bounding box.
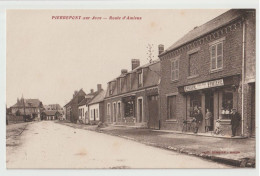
[117,78,121,93]
[167,96,176,120]
[210,42,223,71]
[138,69,143,87]
[125,100,135,117]
[221,89,233,119]
[109,82,113,95]
[188,52,199,76]
[171,59,179,81]
[189,93,201,117]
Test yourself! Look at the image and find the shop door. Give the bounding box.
[138,99,143,123]
[251,83,255,137]
[148,95,159,129]
[205,91,214,131]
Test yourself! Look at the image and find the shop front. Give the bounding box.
[178,75,241,135]
[121,95,136,125]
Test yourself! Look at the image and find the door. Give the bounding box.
[138,99,143,123]
[148,95,159,129]
[205,91,214,131]
[117,102,121,122]
[113,103,116,122]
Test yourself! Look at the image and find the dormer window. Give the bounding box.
[138,69,143,87]
[109,82,113,95]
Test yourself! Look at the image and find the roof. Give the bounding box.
[11,99,42,108]
[78,90,99,106]
[88,90,106,105]
[107,59,160,83]
[161,9,244,56]
[64,89,86,107]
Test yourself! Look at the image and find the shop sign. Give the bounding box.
[184,79,224,92]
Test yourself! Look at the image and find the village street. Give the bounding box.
[6,121,231,169]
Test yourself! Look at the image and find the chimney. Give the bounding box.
[121,69,128,75]
[158,44,164,55]
[97,84,102,92]
[90,89,94,93]
[73,90,78,97]
[131,59,140,70]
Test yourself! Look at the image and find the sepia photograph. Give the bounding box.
[3,2,257,173]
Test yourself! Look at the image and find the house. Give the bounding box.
[78,86,101,124]
[43,104,65,120]
[10,97,44,120]
[158,9,255,137]
[88,88,106,124]
[104,50,162,128]
[64,89,86,123]
[41,110,62,120]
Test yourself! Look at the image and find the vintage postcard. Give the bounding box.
[5,6,257,171]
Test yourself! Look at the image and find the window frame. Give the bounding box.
[167,95,177,120]
[171,57,179,81]
[210,41,224,71]
[138,69,143,87]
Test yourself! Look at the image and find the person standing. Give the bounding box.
[194,107,203,133]
[205,109,213,132]
[231,108,241,137]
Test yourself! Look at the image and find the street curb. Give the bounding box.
[55,122,255,168]
[95,128,255,168]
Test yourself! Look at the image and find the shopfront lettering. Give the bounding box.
[184,79,224,92]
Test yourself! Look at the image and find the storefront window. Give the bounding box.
[125,100,135,117]
[189,93,201,117]
[221,90,233,119]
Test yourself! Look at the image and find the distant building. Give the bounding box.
[78,87,100,124]
[10,97,43,119]
[64,89,86,123]
[41,110,62,120]
[43,104,62,111]
[88,87,106,124]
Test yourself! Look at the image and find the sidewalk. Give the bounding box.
[56,121,256,168]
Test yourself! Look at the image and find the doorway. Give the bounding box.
[147,95,159,129]
[137,98,143,123]
[117,102,121,122]
[205,91,214,131]
[113,102,116,122]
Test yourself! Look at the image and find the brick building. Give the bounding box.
[158,9,255,137]
[64,89,86,123]
[104,56,162,128]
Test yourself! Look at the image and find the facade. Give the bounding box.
[41,110,62,120]
[104,57,162,128]
[10,97,43,120]
[64,89,86,123]
[159,9,255,137]
[88,89,106,124]
[78,99,90,124]
[78,84,103,124]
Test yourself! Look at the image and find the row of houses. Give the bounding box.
[64,9,256,137]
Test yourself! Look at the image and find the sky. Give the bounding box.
[6,9,228,107]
